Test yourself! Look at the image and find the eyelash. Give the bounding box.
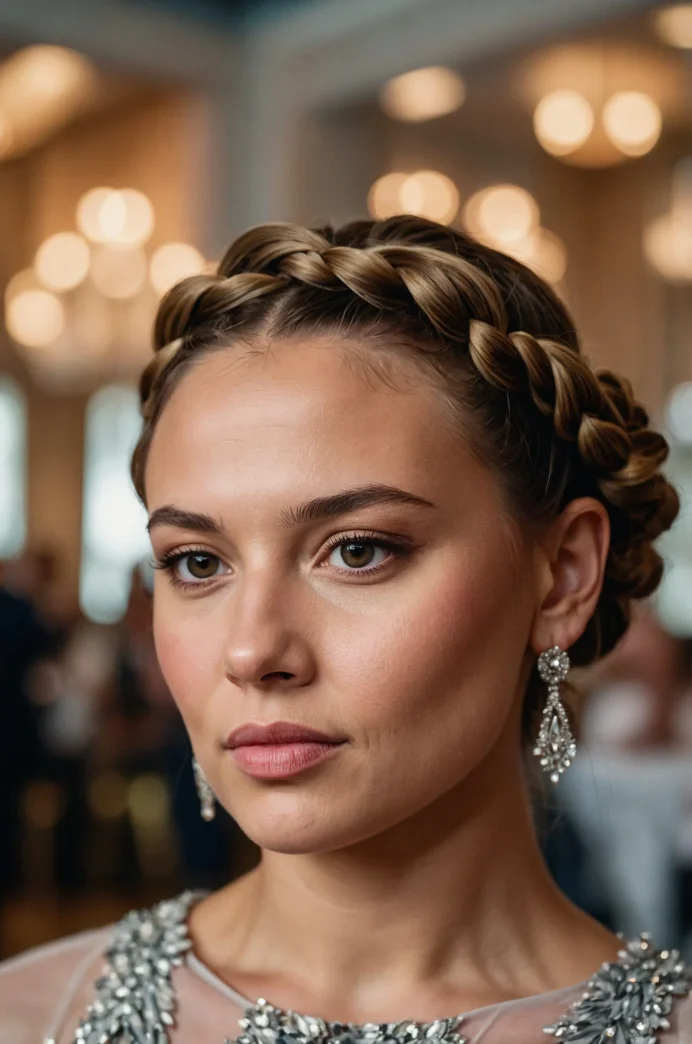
[151,531,412,591]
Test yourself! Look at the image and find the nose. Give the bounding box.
[222,573,315,691]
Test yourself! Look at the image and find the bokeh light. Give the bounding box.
[463,184,539,245]
[533,90,594,156]
[149,242,206,296]
[6,289,65,348]
[399,170,459,223]
[77,187,154,246]
[643,214,692,282]
[507,227,568,284]
[367,172,409,220]
[602,92,662,157]
[35,232,90,292]
[90,245,148,299]
[653,4,692,48]
[379,66,465,122]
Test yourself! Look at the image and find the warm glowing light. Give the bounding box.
[507,228,568,284]
[0,46,93,158]
[35,232,90,292]
[602,92,662,157]
[90,245,147,299]
[149,242,206,296]
[6,289,65,347]
[399,170,459,224]
[653,4,692,48]
[643,213,692,282]
[533,90,594,156]
[367,172,409,220]
[367,171,458,224]
[76,187,154,246]
[379,66,465,122]
[463,184,539,245]
[4,268,39,308]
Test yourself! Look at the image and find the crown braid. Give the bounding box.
[133,217,679,697]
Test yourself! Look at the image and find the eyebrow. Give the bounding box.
[146,484,436,535]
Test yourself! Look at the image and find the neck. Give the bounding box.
[192,733,618,1022]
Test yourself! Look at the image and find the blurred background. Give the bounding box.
[1,0,692,963]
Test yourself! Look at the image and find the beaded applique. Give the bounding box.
[228,998,467,1044]
[543,934,690,1043]
[68,893,690,1044]
[70,891,199,1043]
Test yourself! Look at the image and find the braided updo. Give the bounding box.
[132,215,679,736]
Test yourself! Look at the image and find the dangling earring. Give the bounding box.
[192,756,216,821]
[533,645,576,784]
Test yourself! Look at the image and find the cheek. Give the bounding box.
[152,587,224,734]
[326,544,530,778]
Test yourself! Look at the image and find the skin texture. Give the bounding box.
[144,336,618,1023]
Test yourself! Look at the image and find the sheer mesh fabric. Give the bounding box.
[1,922,691,1043]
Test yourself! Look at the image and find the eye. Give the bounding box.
[322,533,409,575]
[153,548,227,588]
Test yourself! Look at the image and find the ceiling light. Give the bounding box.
[367,173,409,220]
[643,213,692,282]
[379,67,465,122]
[149,242,206,297]
[76,187,155,246]
[35,232,90,292]
[533,90,594,156]
[399,170,459,224]
[6,289,65,348]
[463,184,540,246]
[653,4,692,48]
[602,92,662,156]
[0,46,93,159]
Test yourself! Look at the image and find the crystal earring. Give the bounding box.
[533,645,576,784]
[192,756,216,821]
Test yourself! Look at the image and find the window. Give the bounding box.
[0,376,27,558]
[80,384,150,623]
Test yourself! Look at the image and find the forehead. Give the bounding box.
[144,338,489,508]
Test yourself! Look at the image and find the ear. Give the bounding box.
[529,497,611,656]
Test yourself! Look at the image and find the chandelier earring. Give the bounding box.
[192,756,216,821]
[533,645,577,784]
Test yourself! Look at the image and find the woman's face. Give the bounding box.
[145,339,540,853]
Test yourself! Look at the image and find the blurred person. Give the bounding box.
[106,563,236,889]
[0,560,57,901]
[556,605,692,947]
[1,216,691,1044]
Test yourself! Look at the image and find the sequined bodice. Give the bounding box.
[69,891,691,1044]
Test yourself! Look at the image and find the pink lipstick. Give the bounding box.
[224,721,347,780]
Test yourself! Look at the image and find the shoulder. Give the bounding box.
[0,926,111,1044]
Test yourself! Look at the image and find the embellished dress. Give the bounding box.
[1,891,691,1044]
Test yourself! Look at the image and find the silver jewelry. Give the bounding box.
[193,755,216,821]
[68,891,690,1044]
[533,645,576,783]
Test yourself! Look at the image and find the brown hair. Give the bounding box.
[131,216,679,737]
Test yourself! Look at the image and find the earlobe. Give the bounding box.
[530,497,611,655]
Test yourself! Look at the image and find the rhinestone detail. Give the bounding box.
[70,893,690,1044]
[543,934,691,1043]
[534,645,576,783]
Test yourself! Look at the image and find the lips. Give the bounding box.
[224,720,346,750]
[223,721,348,780]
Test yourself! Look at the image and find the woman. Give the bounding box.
[1,216,689,1043]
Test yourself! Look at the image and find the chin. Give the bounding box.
[224,790,389,854]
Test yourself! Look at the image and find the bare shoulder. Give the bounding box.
[674,989,692,1042]
[0,926,110,1044]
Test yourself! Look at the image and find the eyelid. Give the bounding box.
[153,530,414,588]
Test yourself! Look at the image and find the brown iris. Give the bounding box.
[339,542,375,569]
